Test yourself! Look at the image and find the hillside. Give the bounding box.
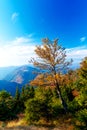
[0,66,18,79]
[4,65,38,85]
[0,65,38,95]
[0,80,21,96]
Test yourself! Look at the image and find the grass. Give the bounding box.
[0,113,74,130]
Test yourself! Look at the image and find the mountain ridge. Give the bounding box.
[0,65,38,95]
[4,65,38,85]
[0,80,21,96]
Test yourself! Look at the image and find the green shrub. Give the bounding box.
[25,98,41,123]
[25,88,64,124]
[74,109,87,130]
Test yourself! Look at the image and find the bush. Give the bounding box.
[25,98,41,123]
[74,109,87,130]
[25,87,63,124]
[0,90,17,121]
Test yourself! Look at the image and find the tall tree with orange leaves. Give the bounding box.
[30,38,72,112]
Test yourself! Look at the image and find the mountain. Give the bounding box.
[4,65,38,85]
[0,65,38,95]
[0,80,21,96]
[0,66,18,79]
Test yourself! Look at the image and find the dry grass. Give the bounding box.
[0,119,74,130]
[0,125,74,130]
[6,119,27,128]
[0,114,74,130]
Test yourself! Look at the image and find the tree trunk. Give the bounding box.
[56,82,68,113]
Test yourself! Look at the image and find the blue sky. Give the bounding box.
[0,0,87,67]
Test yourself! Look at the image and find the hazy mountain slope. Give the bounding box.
[0,80,21,96]
[0,66,18,79]
[4,65,38,85]
[0,65,38,95]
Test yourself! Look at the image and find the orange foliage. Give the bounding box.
[30,73,66,89]
[72,89,79,97]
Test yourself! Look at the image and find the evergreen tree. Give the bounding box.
[0,90,16,121]
[14,87,22,113]
[15,87,20,101]
[25,87,62,123]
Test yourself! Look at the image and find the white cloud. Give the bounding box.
[66,46,87,65]
[80,37,86,42]
[11,12,19,21]
[0,44,36,67]
[11,36,34,45]
[0,36,36,67]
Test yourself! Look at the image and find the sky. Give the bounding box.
[0,0,87,67]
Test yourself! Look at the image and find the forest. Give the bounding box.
[0,38,87,130]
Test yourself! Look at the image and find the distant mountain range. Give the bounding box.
[0,66,18,79]
[0,65,38,95]
[0,80,21,96]
[4,65,37,85]
[0,64,79,95]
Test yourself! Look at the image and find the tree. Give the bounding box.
[30,38,72,112]
[76,57,87,95]
[25,87,62,123]
[0,90,11,102]
[78,57,87,80]
[15,87,20,101]
[0,90,16,121]
[14,87,22,113]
